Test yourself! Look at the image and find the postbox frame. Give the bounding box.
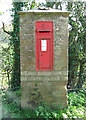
[35,21,53,71]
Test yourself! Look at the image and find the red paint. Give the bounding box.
[35,21,53,71]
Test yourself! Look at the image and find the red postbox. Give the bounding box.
[35,21,53,71]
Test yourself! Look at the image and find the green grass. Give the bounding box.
[2,89,86,119]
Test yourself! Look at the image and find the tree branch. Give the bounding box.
[2,22,13,35]
[1,44,13,52]
[1,36,7,41]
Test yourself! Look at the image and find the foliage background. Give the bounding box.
[0,0,86,119]
[1,1,86,90]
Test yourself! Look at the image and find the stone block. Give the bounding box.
[21,81,67,109]
[21,76,60,82]
[21,71,68,77]
[54,34,68,46]
[21,64,35,71]
[21,75,67,82]
[20,34,34,43]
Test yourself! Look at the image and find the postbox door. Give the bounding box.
[38,39,51,69]
[35,21,53,71]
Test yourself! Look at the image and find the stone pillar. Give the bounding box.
[18,10,70,109]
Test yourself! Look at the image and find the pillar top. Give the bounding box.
[18,9,70,16]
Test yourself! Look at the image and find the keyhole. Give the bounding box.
[41,54,43,56]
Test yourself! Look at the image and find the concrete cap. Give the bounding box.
[18,9,70,16]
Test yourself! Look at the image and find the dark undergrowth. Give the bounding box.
[2,89,86,119]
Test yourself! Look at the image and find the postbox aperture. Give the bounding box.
[35,21,53,71]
